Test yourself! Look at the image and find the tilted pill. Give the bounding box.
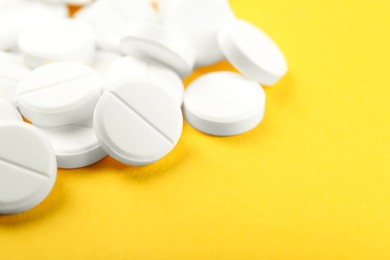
[94,79,183,166]
[0,122,57,214]
[121,22,195,77]
[219,19,288,86]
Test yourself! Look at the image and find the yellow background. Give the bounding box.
[1,0,390,259]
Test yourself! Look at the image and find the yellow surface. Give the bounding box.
[1,0,390,259]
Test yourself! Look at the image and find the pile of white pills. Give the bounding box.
[0,0,287,214]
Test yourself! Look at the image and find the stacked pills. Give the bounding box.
[0,0,287,214]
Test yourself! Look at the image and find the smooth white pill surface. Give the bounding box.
[184,72,266,136]
[161,0,235,66]
[92,51,122,85]
[0,122,57,214]
[74,3,94,23]
[87,0,157,53]
[121,22,195,77]
[107,56,184,106]
[38,121,106,169]
[17,62,102,127]
[18,19,96,68]
[0,0,25,7]
[94,79,183,166]
[0,2,67,51]
[0,99,22,122]
[0,51,30,106]
[219,19,288,86]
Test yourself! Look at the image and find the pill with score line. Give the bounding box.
[94,78,183,166]
[0,122,57,214]
[17,62,102,127]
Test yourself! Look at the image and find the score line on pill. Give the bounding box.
[0,122,57,214]
[94,78,183,166]
[17,62,102,127]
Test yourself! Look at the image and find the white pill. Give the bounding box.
[107,56,184,106]
[121,22,195,77]
[161,0,235,67]
[91,51,122,85]
[0,122,57,214]
[0,51,30,107]
[94,79,183,166]
[18,19,96,68]
[87,0,157,53]
[0,99,22,122]
[0,2,68,51]
[219,19,288,86]
[38,120,107,169]
[184,72,266,136]
[17,62,102,127]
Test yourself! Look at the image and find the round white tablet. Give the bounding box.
[107,56,184,106]
[94,79,183,166]
[0,122,57,214]
[88,0,157,53]
[17,62,102,127]
[161,0,235,66]
[183,72,266,136]
[0,99,22,122]
[38,121,106,169]
[0,51,30,106]
[218,19,288,86]
[121,22,195,77]
[18,19,96,68]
